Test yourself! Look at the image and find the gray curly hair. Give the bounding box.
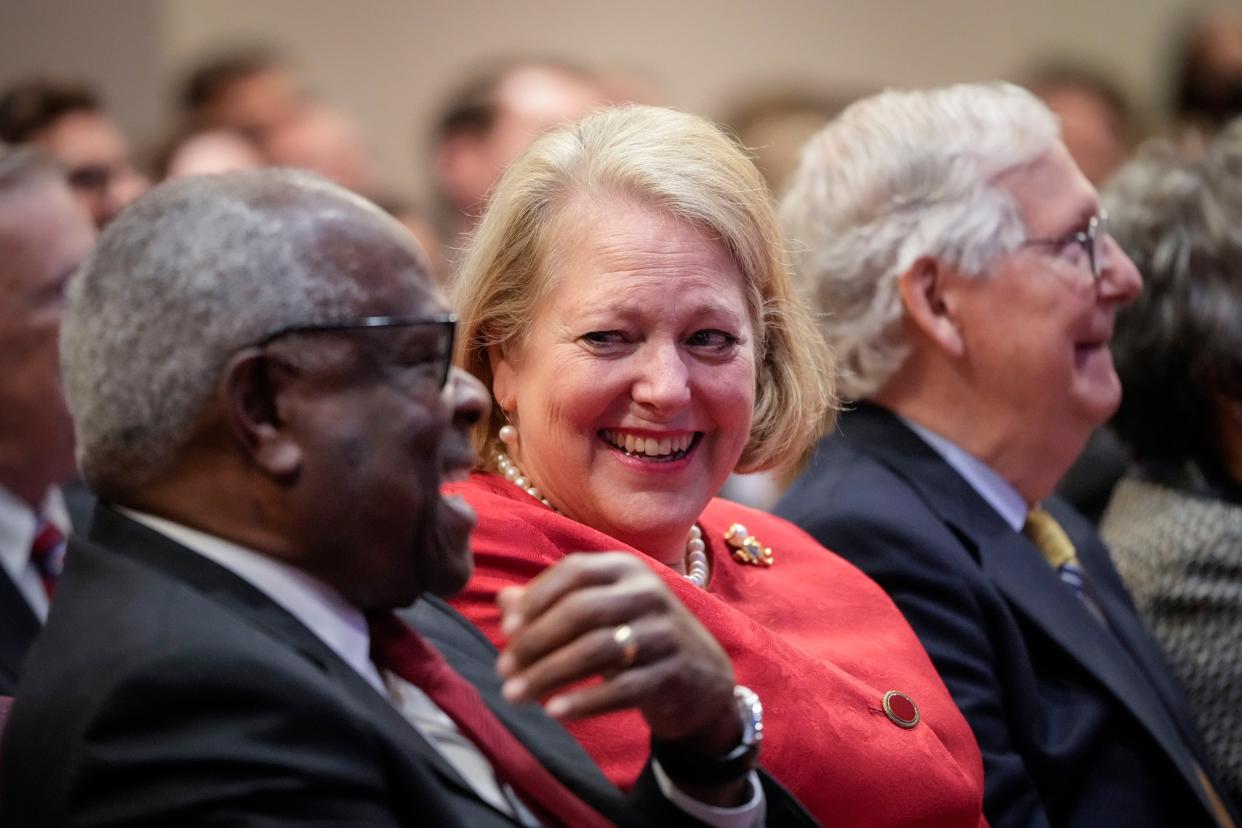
[61,168,408,498]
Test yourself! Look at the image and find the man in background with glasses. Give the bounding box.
[777,82,1236,827]
[0,168,815,827]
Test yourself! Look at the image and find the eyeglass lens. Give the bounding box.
[360,322,455,392]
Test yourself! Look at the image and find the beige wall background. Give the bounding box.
[0,0,1207,202]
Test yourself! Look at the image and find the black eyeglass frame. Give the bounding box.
[1020,208,1111,280]
[255,313,458,389]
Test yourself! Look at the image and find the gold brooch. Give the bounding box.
[724,523,774,567]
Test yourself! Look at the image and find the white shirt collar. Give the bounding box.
[899,417,1029,531]
[0,485,69,620]
[0,486,39,584]
[118,507,387,693]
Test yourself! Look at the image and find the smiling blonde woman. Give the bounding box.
[445,104,986,827]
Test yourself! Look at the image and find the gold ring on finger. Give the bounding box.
[612,623,639,669]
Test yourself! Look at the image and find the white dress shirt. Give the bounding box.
[0,486,70,621]
[119,509,762,828]
[900,417,1029,531]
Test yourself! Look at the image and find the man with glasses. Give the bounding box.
[0,169,815,827]
[777,83,1236,827]
[0,78,148,229]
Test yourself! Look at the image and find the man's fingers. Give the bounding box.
[502,618,682,704]
[545,655,737,745]
[543,663,665,721]
[499,552,636,635]
[498,577,666,676]
[490,550,737,745]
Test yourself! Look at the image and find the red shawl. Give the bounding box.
[447,473,986,827]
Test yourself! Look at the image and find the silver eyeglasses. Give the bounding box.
[1020,209,1110,280]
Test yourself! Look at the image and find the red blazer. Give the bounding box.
[447,473,986,828]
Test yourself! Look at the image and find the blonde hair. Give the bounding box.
[453,104,835,473]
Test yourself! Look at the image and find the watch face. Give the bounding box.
[735,685,763,745]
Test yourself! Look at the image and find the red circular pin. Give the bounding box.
[882,690,920,729]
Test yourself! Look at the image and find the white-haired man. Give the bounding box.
[0,146,94,695]
[0,169,816,827]
[777,83,1236,828]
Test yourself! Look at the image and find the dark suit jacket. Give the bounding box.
[0,481,94,695]
[0,570,37,696]
[776,403,1234,828]
[0,505,815,827]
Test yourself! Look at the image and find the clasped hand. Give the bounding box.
[496,552,741,757]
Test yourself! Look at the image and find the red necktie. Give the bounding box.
[30,519,65,600]
[367,612,614,828]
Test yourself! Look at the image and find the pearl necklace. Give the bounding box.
[493,448,710,588]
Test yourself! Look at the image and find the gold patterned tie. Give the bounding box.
[1023,506,1103,622]
[1025,509,1236,828]
[1023,507,1077,569]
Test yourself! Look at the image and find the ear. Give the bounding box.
[220,349,303,479]
[898,256,966,359]
[488,343,518,415]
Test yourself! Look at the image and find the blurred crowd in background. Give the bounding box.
[6,3,1242,823]
[3,4,1242,289]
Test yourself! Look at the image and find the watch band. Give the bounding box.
[651,685,763,785]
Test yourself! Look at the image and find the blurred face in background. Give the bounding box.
[34,110,147,228]
[484,67,607,188]
[0,173,95,504]
[1191,10,1242,115]
[264,104,376,195]
[1036,84,1129,186]
[437,66,609,228]
[163,130,264,180]
[205,65,304,148]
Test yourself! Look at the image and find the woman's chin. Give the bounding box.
[582,500,709,560]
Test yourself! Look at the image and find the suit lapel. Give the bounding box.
[1054,503,1218,761]
[838,405,1212,802]
[839,406,1133,663]
[85,506,482,804]
[60,479,95,533]
[0,571,39,690]
[406,598,627,817]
